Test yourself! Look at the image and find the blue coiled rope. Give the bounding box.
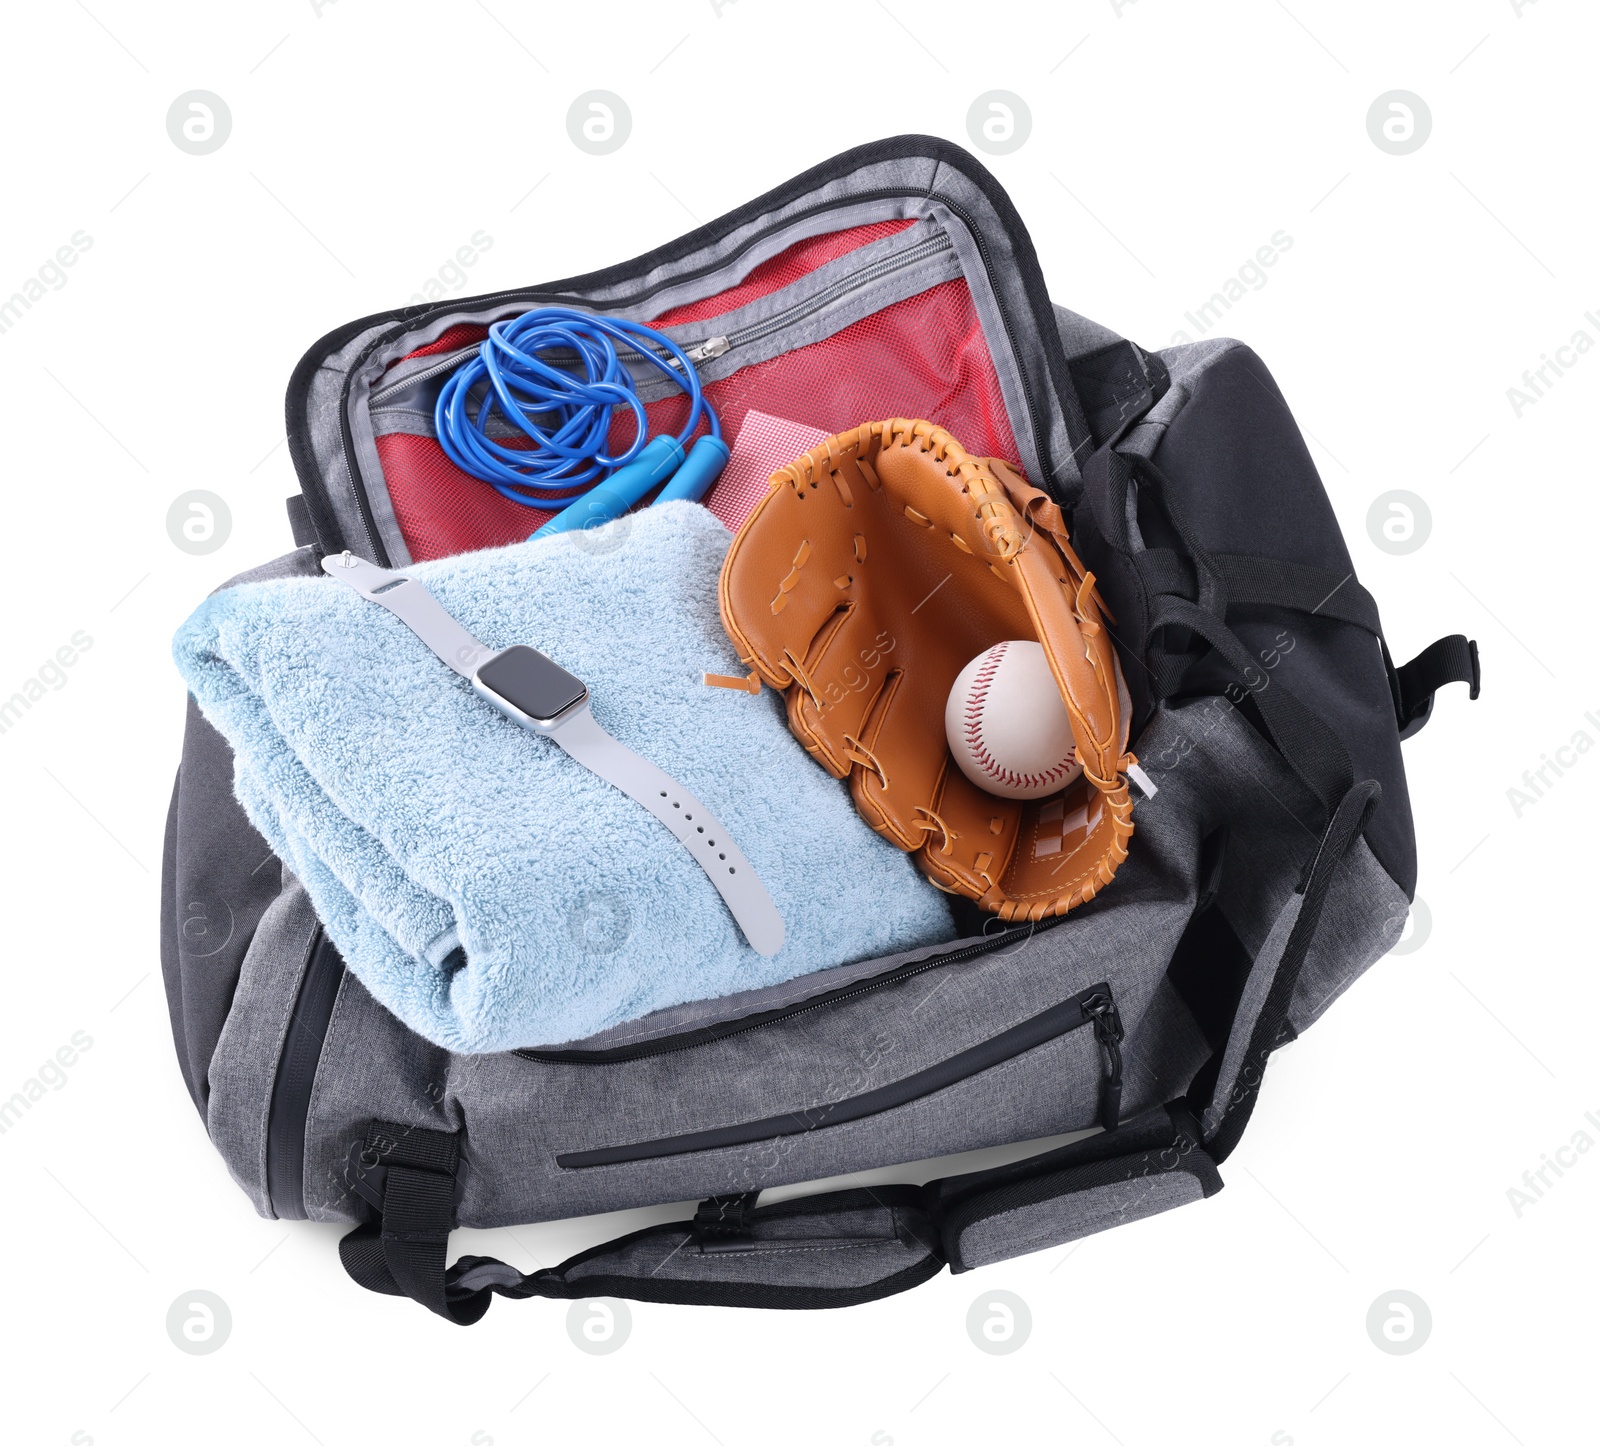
[433,306,721,511]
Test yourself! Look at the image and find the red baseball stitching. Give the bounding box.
[963,642,1078,791]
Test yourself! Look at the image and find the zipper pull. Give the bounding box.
[1081,989,1124,1131]
[684,335,730,363]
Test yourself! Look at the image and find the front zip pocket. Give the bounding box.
[553,981,1122,1170]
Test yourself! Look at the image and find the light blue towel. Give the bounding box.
[172,502,956,1053]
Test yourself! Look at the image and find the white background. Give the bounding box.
[1,1,1595,1443]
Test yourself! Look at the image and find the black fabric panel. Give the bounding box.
[1165,887,1254,1053]
[1150,346,1416,894]
[1210,552,1382,636]
[158,769,190,1110]
[1069,340,1171,447]
[160,698,283,1114]
[285,492,318,551]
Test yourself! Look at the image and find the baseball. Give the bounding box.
[944,640,1083,800]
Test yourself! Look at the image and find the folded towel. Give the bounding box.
[173,501,956,1052]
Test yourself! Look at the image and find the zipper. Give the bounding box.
[264,928,346,1220]
[368,345,481,410]
[518,914,1070,1065]
[554,981,1119,1169]
[1081,988,1124,1131]
[681,232,953,362]
[366,232,955,407]
[331,185,1061,563]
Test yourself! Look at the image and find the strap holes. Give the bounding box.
[673,801,681,808]
[718,853,726,860]
[729,866,736,874]
[696,825,704,833]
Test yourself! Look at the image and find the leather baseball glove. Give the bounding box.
[719,418,1135,921]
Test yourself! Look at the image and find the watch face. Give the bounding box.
[474,646,587,724]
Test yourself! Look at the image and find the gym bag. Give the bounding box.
[161,135,1480,1323]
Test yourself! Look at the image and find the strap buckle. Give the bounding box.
[692,1191,762,1253]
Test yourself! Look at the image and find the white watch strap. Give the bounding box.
[552,705,785,957]
[320,551,492,679]
[321,549,785,957]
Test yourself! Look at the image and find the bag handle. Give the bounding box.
[337,1103,1222,1323]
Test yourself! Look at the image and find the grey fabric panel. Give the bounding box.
[303,319,415,565]
[299,975,454,1221]
[1119,973,1210,1120]
[919,152,1079,485]
[215,546,322,591]
[1052,303,1126,361]
[163,697,285,1114]
[303,965,1112,1228]
[564,1204,929,1290]
[205,876,322,1218]
[957,1170,1206,1270]
[563,176,942,313]
[164,548,323,1113]
[1290,836,1407,1030]
[1197,835,1405,1135]
[924,195,1046,487]
[1146,693,1324,958]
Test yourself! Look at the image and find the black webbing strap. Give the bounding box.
[338,1122,488,1325]
[1148,595,1355,812]
[1196,778,1382,1163]
[1391,635,1480,739]
[1136,550,1383,637]
[1209,553,1383,635]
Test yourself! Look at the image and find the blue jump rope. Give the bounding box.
[433,307,728,537]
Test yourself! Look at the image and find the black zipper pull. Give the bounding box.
[1081,989,1124,1131]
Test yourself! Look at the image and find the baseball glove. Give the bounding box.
[718,418,1135,921]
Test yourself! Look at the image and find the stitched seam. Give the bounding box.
[962,643,1078,791]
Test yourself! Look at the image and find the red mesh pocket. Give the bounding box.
[377,229,1019,562]
[650,218,917,328]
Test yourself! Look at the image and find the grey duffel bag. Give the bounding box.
[160,136,1480,1323]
